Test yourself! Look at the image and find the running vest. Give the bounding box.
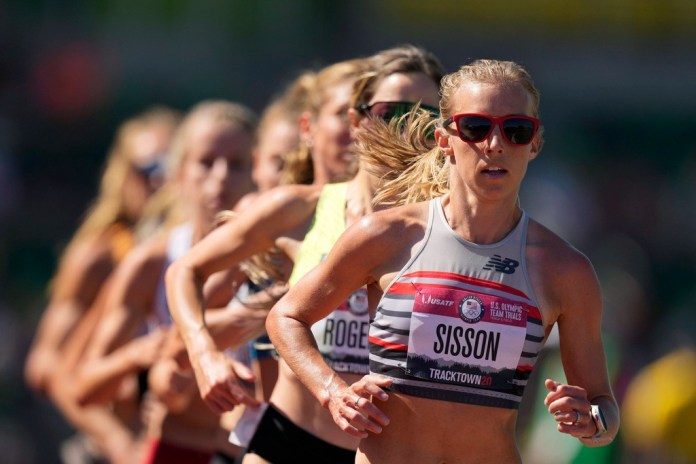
[368,197,545,409]
[288,182,370,375]
[108,222,135,263]
[150,222,193,329]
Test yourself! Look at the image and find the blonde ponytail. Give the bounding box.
[357,107,448,207]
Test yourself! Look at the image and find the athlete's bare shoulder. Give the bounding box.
[61,232,114,276]
[361,201,430,240]
[334,201,430,283]
[527,219,593,273]
[258,183,322,208]
[51,229,128,305]
[526,218,599,320]
[245,184,322,226]
[232,191,259,212]
[116,229,169,282]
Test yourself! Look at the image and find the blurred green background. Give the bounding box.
[1,1,695,463]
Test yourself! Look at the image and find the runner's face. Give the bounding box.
[366,72,440,114]
[309,80,355,182]
[359,71,440,177]
[123,124,173,220]
[253,119,298,192]
[437,81,539,203]
[180,119,254,223]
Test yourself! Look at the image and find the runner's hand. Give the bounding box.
[544,378,596,438]
[193,348,259,414]
[327,373,392,438]
[148,357,195,412]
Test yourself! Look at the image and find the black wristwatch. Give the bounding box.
[584,404,608,440]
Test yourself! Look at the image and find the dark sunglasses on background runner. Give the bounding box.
[443,113,540,146]
[133,158,163,179]
[132,157,165,188]
[357,101,440,122]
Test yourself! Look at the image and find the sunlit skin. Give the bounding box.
[122,123,174,221]
[444,82,538,211]
[165,70,439,462]
[24,116,178,464]
[76,118,255,404]
[252,119,298,192]
[267,79,618,464]
[180,119,255,226]
[230,113,300,407]
[303,80,355,184]
[73,113,255,460]
[24,122,174,395]
[165,73,362,427]
[234,117,301,213]
[263,72,440,456]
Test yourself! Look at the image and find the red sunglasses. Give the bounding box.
[443,113,540,146]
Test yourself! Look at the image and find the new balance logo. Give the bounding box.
[483,255,519,274]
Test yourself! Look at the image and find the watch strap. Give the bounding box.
[583,404,608,440]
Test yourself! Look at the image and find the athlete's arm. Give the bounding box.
[44,274,139,464]
[73,237,166,405]
[538,231,619,446]
[24,236,112,394]
[267,212,406,438]
[166,184,319,413]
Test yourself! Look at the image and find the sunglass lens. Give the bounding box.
[457,116,492,142]
[503,119,536,145]
[369,102,410,121]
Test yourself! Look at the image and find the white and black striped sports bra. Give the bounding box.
[368,197,545,409]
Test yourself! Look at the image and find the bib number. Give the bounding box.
[406,286,528,390]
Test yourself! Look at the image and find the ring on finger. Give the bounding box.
[572,410,580,425]
[354,396,362,409]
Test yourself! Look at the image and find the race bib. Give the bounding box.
[406,285,528,390]
[312,287,370,374]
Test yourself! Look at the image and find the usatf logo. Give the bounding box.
[483,255,519,274]
[347,288,369,315]
[458,295,485,323]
